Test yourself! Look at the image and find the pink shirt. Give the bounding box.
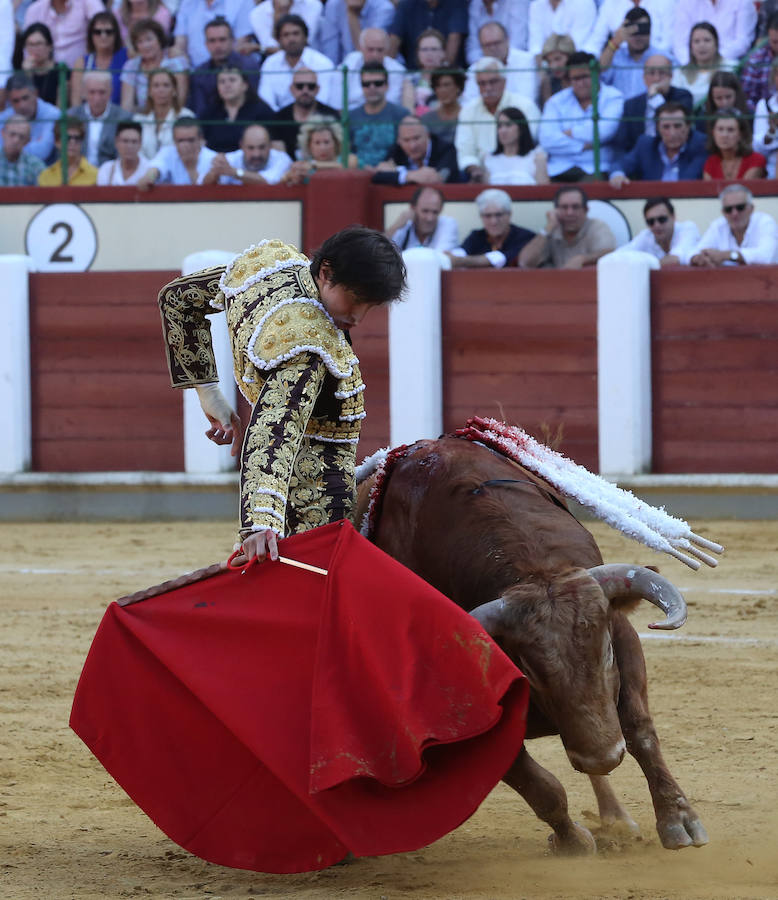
[24,0,106,67]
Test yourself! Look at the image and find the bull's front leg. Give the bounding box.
[588,775,640,835]
[502,747,596,854]
[612,615,708,849]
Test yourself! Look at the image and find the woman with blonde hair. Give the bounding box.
[133,68,195,159]
[539,33,575,108]
[281,118,358,184]
[672,22,733,110]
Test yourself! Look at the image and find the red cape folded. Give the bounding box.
[70,520,529,873]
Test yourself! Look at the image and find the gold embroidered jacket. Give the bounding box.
[158,240,366,538]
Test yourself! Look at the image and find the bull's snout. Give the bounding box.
[566,738,626,775]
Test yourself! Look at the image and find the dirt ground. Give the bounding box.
[1,518,777,900]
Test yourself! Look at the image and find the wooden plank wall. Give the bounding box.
[651,267,778,473]
[29,271,183,471]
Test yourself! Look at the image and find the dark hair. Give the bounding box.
[655,100,690,121]
[87,11,123,54]
[643,196,674,217]
[17,22,54,70]
[566,51,595,69]
[706,107,752,156]
[494,106,536,156]
[429,66,466,93]
[702,70,750,135]
[173,115,202,134]
[554,185,588,207]
[56,116,86,140]
[130,18,167,51]
[116,120,142,136]
[205,16,233,36]
[310,225,407,306]
[410,184,444,206]
[624,6,651,24]
[767,11,778,31]
[275,13,308,40]
[688,21,720,62]
[361,60,388,80]
[216,64,258,102]
[5,72,36,93]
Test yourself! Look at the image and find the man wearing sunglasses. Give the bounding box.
[619,197,699,267]
[270,67,338,158]
[689,184,778,267]
[349,61,410,167]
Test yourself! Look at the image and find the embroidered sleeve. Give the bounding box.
[158,265,227,388]
[239,351,327,538]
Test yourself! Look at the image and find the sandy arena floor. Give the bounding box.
[1,518,777,900]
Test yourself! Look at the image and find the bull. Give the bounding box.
[355,435,709,854]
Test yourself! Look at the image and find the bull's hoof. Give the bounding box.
[548,822,597,855]
[657,816,709,849]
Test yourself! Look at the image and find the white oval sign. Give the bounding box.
[24,203,98,272]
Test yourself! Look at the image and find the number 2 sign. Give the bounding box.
[25,203,98,272]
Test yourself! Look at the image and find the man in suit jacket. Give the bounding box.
[610,102,707,185]
[68,70,129,167]
[614,55,693,156]
[372,115,461,184]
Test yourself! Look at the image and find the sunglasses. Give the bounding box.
[723,202,747,213]
[361,79,386,87]
[92,28,115,35]
[645,215,669,225]
[293,81,317,90]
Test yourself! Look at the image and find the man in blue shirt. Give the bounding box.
[188,17,260,117]
[349,62,410,167]
[599,8,666,101]
[0,73,60,163]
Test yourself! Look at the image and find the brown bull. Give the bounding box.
[355,436,708,854]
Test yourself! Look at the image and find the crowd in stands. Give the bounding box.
[0,0,777,205]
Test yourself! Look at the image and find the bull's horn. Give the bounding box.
[469,597,507,637]
[587,564,687,631]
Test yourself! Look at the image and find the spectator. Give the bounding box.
[250,0,323,58]
[613,55,693,156]
[70,12,128,106]
[315,0,395,66]
[528,0,595,61]
[0,116,46,185]
[618,196,700,265]
[420,66,465,144]
[467,0,530,62]
[689,184,778,266]
[671,22,734,111]
[0,0,12,109]
[753,58,778,176]
[120,19,189,113]
[68,70,129,167]
[172,0,254,68]
[348,62,411,167]
[134,68,195,159]
[204,123,292,183]
[695,69,751,136]
[756,0,778,43]
[599,8,665,101]
[461,21,537,105]
[584,0,674,60]
[342,27,406,109]
[385,184,460,250]
[455,56,542,182]
[23,0,104,68]
[188,18,260,118]
[0,73,60,163]
[485,105,549,184]
[96,119,152,184]
[519,185,617,268]
[202,65,274,153]
[401,27,448,115]
[703,109,766,180]
[115,0,172,49]
[259,14,339,111]
[18,23,63,107]
[280,117,358,183]
[538,33,575,108]
[673,0,756,68]
[740,13,778,111]
[389,0,468,69]
[271,67,338,158]
[38,116,98,184]
[137,117,218,187]
[609,101,707,185]
[372,114,461,184]
[538,51,624,180]
[448,187,535,267]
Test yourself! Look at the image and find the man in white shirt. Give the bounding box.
[205,123,292,183]
[455,56,542,181]
[137,118,218,187]
[584,0,675,60]
[341,27,406,109]
[688,185,778,267]
[68,71,128,167]
[259,13,340,111]
[619,197,699,265]
[528,0,596,60]
[466,0,530,62]
[250,0,322,56]
[673,0,756,66]
[385,185,459,251]
[461,22,538,105]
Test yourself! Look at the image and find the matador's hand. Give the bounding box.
[232,529,279,565]
[205,411,244,456]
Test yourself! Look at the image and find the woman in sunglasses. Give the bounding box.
[703,108,766,180]
[70,11,128,105]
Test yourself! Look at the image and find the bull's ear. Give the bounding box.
[469,597,506,639]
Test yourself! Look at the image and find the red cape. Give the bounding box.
[70,520,529,873]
